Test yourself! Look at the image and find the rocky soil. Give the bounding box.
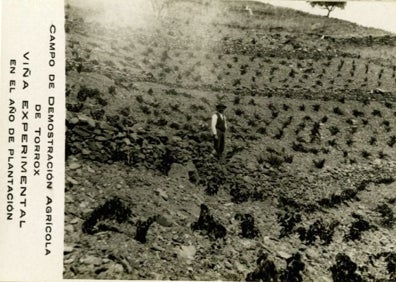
[64,1,396,280]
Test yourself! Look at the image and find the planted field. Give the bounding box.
[64,1,396,280]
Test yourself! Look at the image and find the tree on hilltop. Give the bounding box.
[309,1,346,18]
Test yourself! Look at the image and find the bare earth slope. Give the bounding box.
[64,1,396,280]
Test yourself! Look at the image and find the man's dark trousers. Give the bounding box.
[214,131,225,159]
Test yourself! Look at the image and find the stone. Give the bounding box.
[86,165,95,173]
[171,136,183,143]
[95,136,107,141]
[78,113,96,127]
[156,214,173,227]
[66,176,79,185]
[64,257,75,264]
[82,149,91,155]
[234,261,248,273]
[65,224,74,233]
[168,161,198,181]
[372,159,382,166]
[64,244,74,254]
[246,161,257,171]
[151,243,165,252]
[123,138,132,145]
[73,127,91,138]
[176,245,196,263]
[80,255,102,266]
[128,132,139,141]
[155,188,168,201]
[243,175,254,184]
[168,163,188,179]
[277,250,291,259]
[108,263,124,274]
[70,218,79,224]
[150,272,163,280]
[225,260,233,269]
[119,258,132,273]
[70,117,79,125]
[69,162,81,170]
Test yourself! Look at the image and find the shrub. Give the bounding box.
[97,97,108,106]
[313,159,325,169]
[378,151,388,159]
[327,139,337,147]
[333,107,344,115]
[257,127,266,135]
[312,104,320,111]
[375,203,395,228]
[267,154,284,168]
[77,86,100,101]
[274,129,284,139]
[369,137,377,146]
[120,106,130,117]
[345,213,373,241]
[271,111,279,119]
[170,103,180,112]
[108,85,116,94]
[270,66,278,75]
[352,109,364,117]
[247,118,257,127]
[232,79,241,86]
[361,150,371,159]
[387,136,396,147]
[330,253,363,282]
[136,95,144,103]
[284,155,293,164]
[235,108,244,116]
[140,104,151,114]
[372,109,382,117]
[329,126,339,136]
[256,153,266,165]
[165,89,178,96]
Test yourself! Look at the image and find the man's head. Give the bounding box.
[216,103,227,113]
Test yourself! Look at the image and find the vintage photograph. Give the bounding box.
[64,0,396,280]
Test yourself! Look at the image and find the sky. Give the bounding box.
[259,1,396,34]
[67,0,396,34]
[1,1,395,50]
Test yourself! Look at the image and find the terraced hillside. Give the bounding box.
[64,1,396,280]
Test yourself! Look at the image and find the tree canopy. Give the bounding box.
[309,1,347,18]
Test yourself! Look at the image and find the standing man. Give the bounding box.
[211,103,227,160]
